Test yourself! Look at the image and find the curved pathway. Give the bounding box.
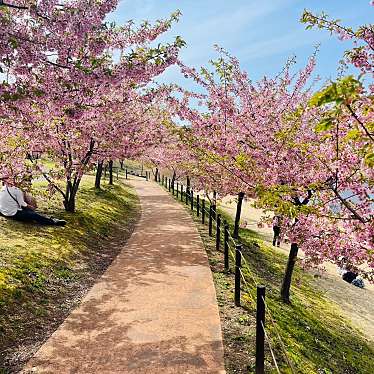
[23,179,225,374]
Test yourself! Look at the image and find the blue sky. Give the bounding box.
[110,0,373,88]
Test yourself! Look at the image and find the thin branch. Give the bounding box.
[331,187,366,223]
[27,154,66,198]
[1,1,28,10]
[346,103,374,142]
[46,60,71,70]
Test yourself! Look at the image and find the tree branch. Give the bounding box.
[346,103,374,142]
[331,187,366,224]
[27,154,66,199]
[1,1,28,10]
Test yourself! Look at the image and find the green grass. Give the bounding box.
[0,176,139,370]
[161,184,374,374]
[220,208,374,374]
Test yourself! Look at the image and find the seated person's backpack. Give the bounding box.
[351,278,365,288]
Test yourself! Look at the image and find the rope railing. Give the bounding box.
[261,295,297,374]
[238,268,282,373]
[261,321,281,374]
[240,257,259,287]
[238,267,256,304]
[227,232,237,247]
[238,250,294,374]
[158,175,296,374]
[238,250,294,373]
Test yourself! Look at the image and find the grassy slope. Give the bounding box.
[220,208,374,374]
[0,176,139,372]
[161,184,374,374]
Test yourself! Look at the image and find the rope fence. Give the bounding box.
[157,174,297,374]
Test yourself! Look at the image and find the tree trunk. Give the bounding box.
[279,192,311,303]
[186,176,191,203]
[233,192,245,238]
[95,161,104,189]
[64,195,76,212]
[280,243,299,303]
[186,176,191,191]
[155,167,159,182]
[63,138,95,213]
[212,190,217,220]
[108,160,113,185]
[171,170,176,189]
[120,160,124,169]
[63,178,81,213]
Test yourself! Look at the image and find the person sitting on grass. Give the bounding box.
[0,179,66,226]
[336,256,365,288]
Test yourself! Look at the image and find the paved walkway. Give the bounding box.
[23,179,225,374]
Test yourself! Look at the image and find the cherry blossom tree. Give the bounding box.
[170,43,372,302]
[1,0,184,211]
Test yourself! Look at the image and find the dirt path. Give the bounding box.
[22,179,225,374]
[219,196,374,342]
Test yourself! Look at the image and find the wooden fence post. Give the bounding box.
[176,183,179,198]
[125,168,128,180]
[181,185,184,201]
[202,199,205,224]
[256,285,266,374]
[224,222,229,271]
[216,214,221,251]
[196,195,200,216]
[191,190,194,210]
[209,205,213,236]
[235,244,242,306]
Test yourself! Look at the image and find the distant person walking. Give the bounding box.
[0,180,66,226]
[272,215,281,247]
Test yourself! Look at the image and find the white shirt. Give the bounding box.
[337,265,348,276]
[0,186,28,216]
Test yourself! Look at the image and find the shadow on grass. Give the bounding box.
[0,177,140,372]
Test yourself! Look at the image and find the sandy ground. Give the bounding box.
[22,179,225,374]
[219,196,374,343]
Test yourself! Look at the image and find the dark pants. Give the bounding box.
[343,271,357,284]
[273,226,280,246]
[12,208,55,225]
